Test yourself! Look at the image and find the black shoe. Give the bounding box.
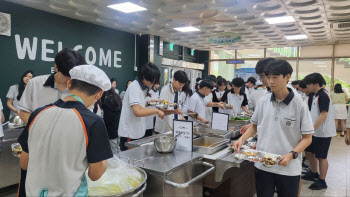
[302,162,309,168]
[341,134,345,137]
[301,173,317,181]
[309,181,327,190]
[302,168,311,175]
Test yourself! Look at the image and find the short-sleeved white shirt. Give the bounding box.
[249,88,267,110]
[0,100,3,137]
[18,74,69,113]
[145,89,159,130]
[181,91,191,117]
[251,88,314,176]
[310,89,336,137]
[188,91,210,122]
[205,93,213,123]
[118,80,149,139]
[6,84,20,119]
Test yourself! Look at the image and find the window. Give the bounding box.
[298,59,332,89]
[237,49,264,58]
[210,61,234,81]
[212,50,235,59]
[237,60,258,69]
[266,47,298,57]
[335,58,350,95]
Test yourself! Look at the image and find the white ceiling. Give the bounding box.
[7,0,350,51]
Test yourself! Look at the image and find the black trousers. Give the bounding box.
[120,130,153,151]
[255,168,300,197]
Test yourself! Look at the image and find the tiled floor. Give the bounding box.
[299,135,350,197]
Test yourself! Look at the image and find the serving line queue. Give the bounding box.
[0,48,349,197]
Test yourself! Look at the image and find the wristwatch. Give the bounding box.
[289,151,298,159]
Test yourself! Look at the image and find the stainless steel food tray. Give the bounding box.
[193,136,229,155]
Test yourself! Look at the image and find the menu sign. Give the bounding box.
[212,112,229,131]
[173,120,193,152]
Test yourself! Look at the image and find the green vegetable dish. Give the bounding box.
[230,117,251,121]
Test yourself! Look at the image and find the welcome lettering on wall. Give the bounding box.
[14,34,122,69]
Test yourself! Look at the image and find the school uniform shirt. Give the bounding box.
[205,93,213,123]
[180,91,191,117]
[17,100,113,196]
[0,100,3,138]
[188,91,210,122]
[243,86,253,100]
[220,90,248,117]
[6,84,20,119]
[118,79,149,139]
[215,90,226,101]
[251,88,314,176]
[155,84,182,133]
[310,88,336,138]
[114,89,119,95]
[145,89,159,130]
[248,88,267,110]
[19,73,69,113]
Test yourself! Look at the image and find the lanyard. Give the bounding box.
[67,94,85,105]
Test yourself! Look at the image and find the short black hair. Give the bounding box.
[55,48,86,77]
[246,77,257,85]
[173,70,188,83]
[334,83,344,93]
[291,80,300,85]
[70,79,102,96]
[264,60,293,77]
[303,73,325,87]
[206,75,217,84]
[255,58,275,74]
[110,78,117,83]
[299,80,307,89]
[196,77,202,82]
[138,63,160,84]
[232,78,245,87]
[217,78,227,86]
[199,80,214,89]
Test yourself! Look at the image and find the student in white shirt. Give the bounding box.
[220,78,250,117]
[145,82,160,137]
[118,63,164,151]
[234,60,314,197]
[212,78,226,113]
[6,70,34,120]
[298,80,314,110]
[155,71,187,133]
[187,80,224,123]
[180,80,193,120]
[243,77,257,100]
[204,75,217,123]
[120,80,132,100]
[248,81,268,110]
[302,73,336,190]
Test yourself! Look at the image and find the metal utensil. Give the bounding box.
[171,132,182,143]
[162,119,174,132]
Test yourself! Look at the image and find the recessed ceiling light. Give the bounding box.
[107,2,147,13]
[285,34,308,40]
[265,16,295,24]
[174,27,201,32]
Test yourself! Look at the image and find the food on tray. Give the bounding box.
[11,143,22,157]
[230,117,251,121]
[261,154,278,167]
[88,157,143,196]
[242,150,258,156]
[235,153,245,160]
[160,100,169,104]
[248,156,261,162]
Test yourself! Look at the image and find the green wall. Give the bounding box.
[0,1,141,120]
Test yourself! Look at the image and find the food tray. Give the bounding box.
[11,143,22,158]
[193,136,229,155]
[232,149,281,168]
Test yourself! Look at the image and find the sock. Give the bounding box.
[341,132,344,135]
[312,172,319,178]
[319,179,326,185]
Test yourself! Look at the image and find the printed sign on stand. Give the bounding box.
[173,120,193,152]
[212,112,229,131]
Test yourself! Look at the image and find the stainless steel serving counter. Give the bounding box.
[0,123,24,188]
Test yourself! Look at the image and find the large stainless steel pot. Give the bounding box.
[154,136,176,153]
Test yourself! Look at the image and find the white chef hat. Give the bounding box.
[69,65,111,91]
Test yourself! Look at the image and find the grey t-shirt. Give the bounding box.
[6,84,19,119]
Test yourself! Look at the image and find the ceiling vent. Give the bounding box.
[329,20,350,29]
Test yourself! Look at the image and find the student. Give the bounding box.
[18,65,113,196]
[233,60,314,197]
[221,78,251,117]
[101,80,123,155]
[330,83,349,137]
[0,100,5,151]
[301,72,336,190]
[243,76,257,100]
[226,82,233,91]
[110,78,119,95]
[18,49,86,124]
[6,70,34,120]
[204,75,217,123]
[118,63,164,151]
[298,80,314,110]
[181,80,193,120]
[195,77,202,91]
[155,70,187,133]
[212,78,226,113]
[16,48,86,197]
[187,80,224,123]
[145,82,160,137]
[248,80,267,110]
[120,80,132,100]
